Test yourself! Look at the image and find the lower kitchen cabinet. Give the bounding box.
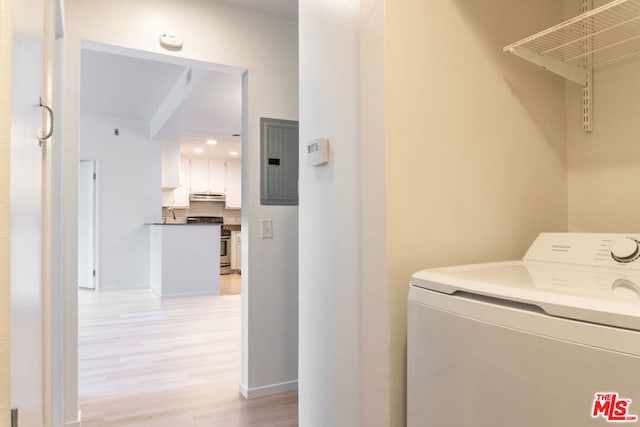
[231,230,242,272]
[225,161,241,209]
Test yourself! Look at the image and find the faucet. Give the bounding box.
[166,207,176,220]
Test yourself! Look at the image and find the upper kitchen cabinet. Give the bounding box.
[161,142,180,189]
[208,160,226,194]
[161,159,190,208]
[174,159,191,207]
[189,158,209,193]
[225,161,241,209]
[189,158,225,193]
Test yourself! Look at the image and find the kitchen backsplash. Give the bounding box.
[162,201,240,224]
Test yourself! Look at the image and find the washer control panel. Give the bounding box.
[524,233,640,269]
[611,238,640,263]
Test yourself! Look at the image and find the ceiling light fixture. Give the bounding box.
[230,151,239,156]
[206,139,217,145]
[194,147,204,153]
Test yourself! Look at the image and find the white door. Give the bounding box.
[9,0,53,424]
[78,160,96,289]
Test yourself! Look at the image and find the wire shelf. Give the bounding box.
[504,0,640,83]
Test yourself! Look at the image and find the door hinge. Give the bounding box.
[93,173,96,180]
[11,407,17,427]
[93,270,96,277]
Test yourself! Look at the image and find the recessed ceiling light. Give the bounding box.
[206,139,217,145]
[194,147,204,153]
[230,151,239,156]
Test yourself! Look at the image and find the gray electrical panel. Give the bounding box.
[260,118,299,206]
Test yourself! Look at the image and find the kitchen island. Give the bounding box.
[148,224,220,297]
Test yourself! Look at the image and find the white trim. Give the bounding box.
[63,410,81,426]
[239,380,298,399]
[0,0,11,421]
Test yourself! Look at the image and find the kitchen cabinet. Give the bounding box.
[174,159,190,207]
[161,159,190,208]
[225,160,241,209]
[189,159,209,193]
[189,159,226,193]
[208,160,226,193]
[161,142,180,189]
[231,230,242,272]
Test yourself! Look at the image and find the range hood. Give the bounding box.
[190,192,226,202]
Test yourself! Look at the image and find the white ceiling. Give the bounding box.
[155,71,243,159]
[80,50,186,122]
[79,0,297,160]
[218,0,297,19]
[81,50,243,159]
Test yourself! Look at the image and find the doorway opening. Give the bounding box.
[76,43,252,423]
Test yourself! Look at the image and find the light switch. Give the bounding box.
[260,218,273,239]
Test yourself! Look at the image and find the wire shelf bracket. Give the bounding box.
[504,0,640,131]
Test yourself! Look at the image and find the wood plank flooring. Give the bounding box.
[220,273,241,295]
[78,278,297,426]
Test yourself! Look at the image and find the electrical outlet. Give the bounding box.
[260,218,273,239]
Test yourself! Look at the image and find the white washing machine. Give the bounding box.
[408,233,640,427]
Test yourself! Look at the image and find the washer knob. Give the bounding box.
[611,238,640,263]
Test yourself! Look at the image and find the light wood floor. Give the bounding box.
[78,277,297,426]
[220,273,241,295]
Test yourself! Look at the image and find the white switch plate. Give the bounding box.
[260,218,273,239]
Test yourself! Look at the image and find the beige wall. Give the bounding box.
[385,0,568,422]
[0,1,10,425]
[567,46,640,232]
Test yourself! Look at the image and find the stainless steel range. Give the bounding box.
[220,227,231,275]
[186,216,230,275]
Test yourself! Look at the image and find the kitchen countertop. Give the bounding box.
[145,222,221,226]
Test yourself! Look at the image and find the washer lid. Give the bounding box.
[411,260,640,331]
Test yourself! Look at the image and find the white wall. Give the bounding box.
[299,0,388,425]
[61,0,297,422]
[300,0,568,425]
[79,113,160,289]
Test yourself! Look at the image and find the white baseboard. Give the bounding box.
[239,380,298,399]
[64,410,81,426]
